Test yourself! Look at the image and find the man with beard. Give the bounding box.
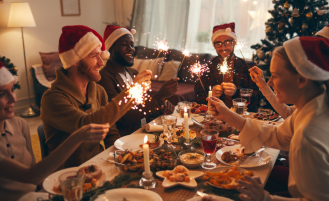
[98,25,178,136]
[40,25,151,169]
[194,22,260,112]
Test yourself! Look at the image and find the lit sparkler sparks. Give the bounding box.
[235,39,250,68]
[154,38,169,59]
[217,58,231,80]
[126,82,150,105]
[189,62,209,94]
[177,49,191,72]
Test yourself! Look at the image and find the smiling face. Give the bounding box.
[0,82,16,122]
[214,35,235,59]
[111,34,135,67]
[267,55,302,104]
[77,45,105,82]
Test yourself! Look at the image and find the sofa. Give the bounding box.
[31,47,213,106]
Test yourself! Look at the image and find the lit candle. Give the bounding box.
[208,86,212,115]
[184,107,189,139]
[143,135,151,176]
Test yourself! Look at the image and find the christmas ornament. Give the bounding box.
[306,11,313,18]
[317,9,329,16]
[291,8,300,17]
[302,23,308,30]
[264,58,269,63]
[266,27,273,34]
[289,17,294,25]
[284,1,290,9]
[256,49,265,59]
[278,22,285,29]
[265,51,272,58]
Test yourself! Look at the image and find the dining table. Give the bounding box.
[77,108,281,201]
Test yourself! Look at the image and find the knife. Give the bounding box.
[235,147,265,166]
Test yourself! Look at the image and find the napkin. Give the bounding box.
[145,124,163,132]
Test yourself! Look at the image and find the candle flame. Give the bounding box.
[209,86,212,91]
[144,135,148,143]
[184,107,187,113]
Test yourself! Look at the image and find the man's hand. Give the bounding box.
[221,82,237,96]
[212,85,223,97]
[154,78,179,101]
[249,66,267,89]
[160,101,175,115]
[133,70,152,85]
[237,176,265,201]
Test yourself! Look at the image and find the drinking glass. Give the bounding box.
[240,88,253,116]
[161,115,177,149]
[179,105,191,118]
[59,171,85,201]
[200,129,219,169]
[232,98,247,115]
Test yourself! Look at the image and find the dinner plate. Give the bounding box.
[156,170,204,188]
[43,167,106,195]
[191,115,205,127]
[187,195,233,201]
[114,133,164,150]
[94,188,162,201]
[216,145,271,168]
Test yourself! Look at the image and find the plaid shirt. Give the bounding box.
[194,55,261,112]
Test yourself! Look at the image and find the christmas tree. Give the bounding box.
[0,56,20,89]
[251,0,329,67]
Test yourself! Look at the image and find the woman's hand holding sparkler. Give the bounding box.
[221,82,237,96]
[249,66,267,89]
[212,85,223,97]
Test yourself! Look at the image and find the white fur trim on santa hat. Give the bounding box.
[105,28,135,51]
[211,29,237,48]
[315,26,329,40]
[283,37,329,81]
[59,32,102,69]
[0,67,18,87]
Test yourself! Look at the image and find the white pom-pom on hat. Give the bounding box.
[131,29,136,35]
[225,28,231,33]
[100,50,110,60]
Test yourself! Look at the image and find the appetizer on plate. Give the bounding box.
[160,129,196,143]
[162,165,191,182]
[139,135,161,148]
[221,149,245,164]
[202,167,254,189]
[191,102,208,114]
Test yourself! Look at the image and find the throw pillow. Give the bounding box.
[131,57,164,81]
[158,60,181,81]
[39,52,63,81]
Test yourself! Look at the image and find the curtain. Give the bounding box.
[131,0,189,50]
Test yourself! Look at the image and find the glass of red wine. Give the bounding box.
[200,129,219,169]
[240,88,253,116]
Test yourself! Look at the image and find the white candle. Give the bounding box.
[208,86,212,115]
[143,135,151,176]
[184,107,189,139]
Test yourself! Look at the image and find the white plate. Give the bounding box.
[187,195,233,201]
[156,170,204,188]
[95,188,162,201]
[114,133,164,151]
[43,167,106,195]
[216,145,271,168]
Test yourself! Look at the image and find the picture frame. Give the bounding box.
[60,0,80,16]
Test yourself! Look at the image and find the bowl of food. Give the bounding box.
[178,150,205,169]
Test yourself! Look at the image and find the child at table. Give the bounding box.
[0,62,110,201]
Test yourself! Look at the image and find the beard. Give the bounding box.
[217,49,234,60]
[114,50,134,67]
[77,60,101,82]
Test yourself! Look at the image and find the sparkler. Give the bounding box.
[189,62,209,94]
[177,49,190,72]
[235,40,250,68]
[126,82,150,105]
[154,38,169,59]
[218,57,230,80]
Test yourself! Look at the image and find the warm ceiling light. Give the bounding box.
[253,1,257,5]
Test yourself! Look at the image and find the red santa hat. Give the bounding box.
[283,36,329,81]
[59,25,110,69]
[103,25,136,51]
[211,22,237,47]
[315,24,329,39]
[0,61,18,87]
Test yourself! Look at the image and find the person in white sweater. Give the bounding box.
[208,36,329,201]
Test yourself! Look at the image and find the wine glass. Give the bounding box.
[240,88,253,116]
[200,129,219,169]
[161,115,177,149]
[232,98,247,115]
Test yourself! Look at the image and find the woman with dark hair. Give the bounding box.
[208,36,329,201]
[0,61,110,201]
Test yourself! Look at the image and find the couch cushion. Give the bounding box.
[149,81,195,106]
[134,46,169,61]
[39,52,63,81]
[131,58,164,81]
[158,60,181,81]
[167,49,213,84]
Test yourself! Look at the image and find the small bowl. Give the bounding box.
[178,150,205,169]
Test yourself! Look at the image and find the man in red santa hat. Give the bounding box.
[194,22,260,112]
[98,25,178,136]
[40,25,151,169]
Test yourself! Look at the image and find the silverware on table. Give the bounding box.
[236,147,265,166]
[268,116,282,123]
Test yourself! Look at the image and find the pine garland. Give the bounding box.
[0,55,20,89]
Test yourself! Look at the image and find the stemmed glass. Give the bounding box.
[161,115,177,149]
[200,129,219,169]
[240,88,253,116]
